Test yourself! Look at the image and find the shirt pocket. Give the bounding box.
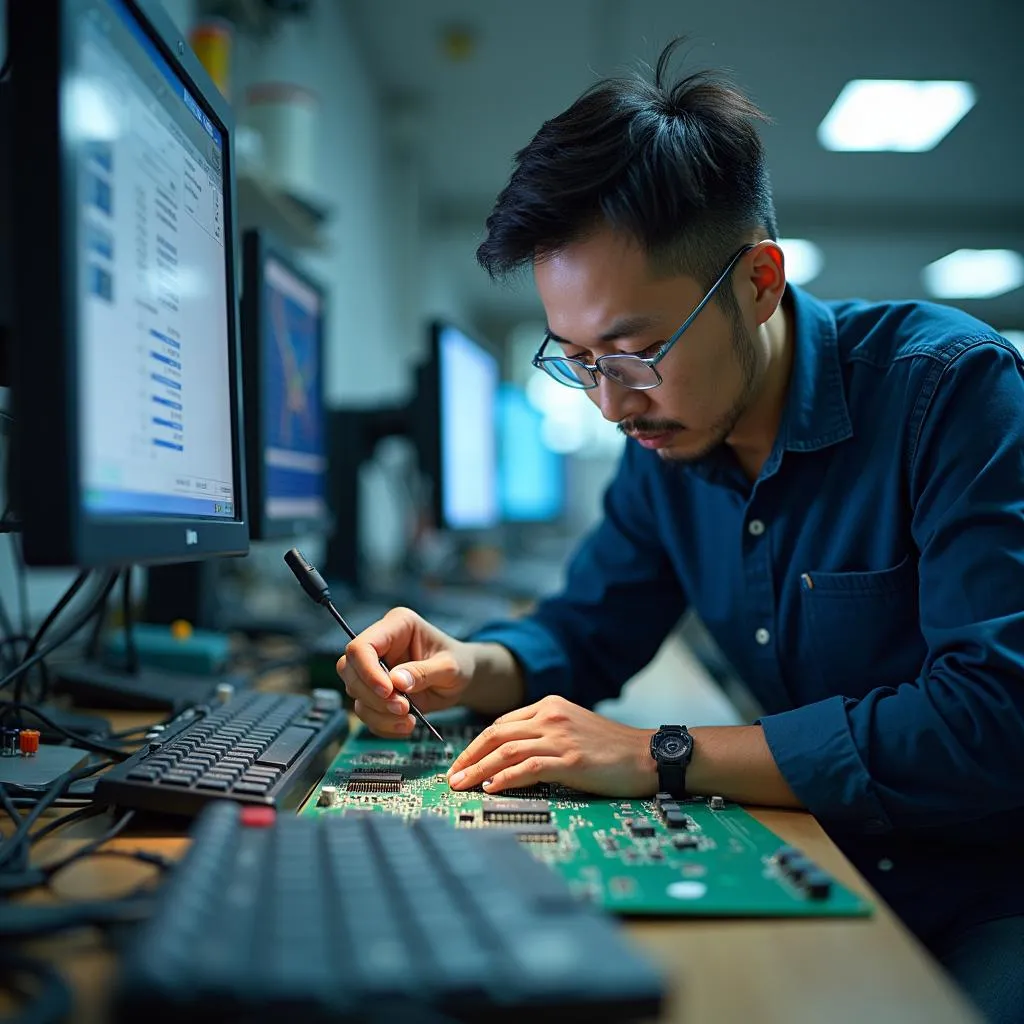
[799,555,924,696]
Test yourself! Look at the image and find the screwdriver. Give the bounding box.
[284,548,445,743]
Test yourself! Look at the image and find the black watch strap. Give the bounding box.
[657,760,686,798]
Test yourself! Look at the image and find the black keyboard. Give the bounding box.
[113,803,666,1023]
[95,690,348,817]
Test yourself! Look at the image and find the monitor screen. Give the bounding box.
[76,0,235,523]
[260,251,326,527]
[498,384,565,522]
[438,324,499,531]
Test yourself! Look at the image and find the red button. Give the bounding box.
[240,806,277,828]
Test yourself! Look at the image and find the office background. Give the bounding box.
[0,0,1021,639]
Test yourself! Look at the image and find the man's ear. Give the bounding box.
[747,241,786,326]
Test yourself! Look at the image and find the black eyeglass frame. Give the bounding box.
[531,242,758,391]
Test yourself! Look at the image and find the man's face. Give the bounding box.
[533,227,765,463]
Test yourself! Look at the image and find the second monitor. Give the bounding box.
[241,229,329,540]
[415,321,501,533]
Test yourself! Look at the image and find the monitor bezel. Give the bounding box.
[241,228,329,541]
[9,0,249,566]
[418,320,501,533]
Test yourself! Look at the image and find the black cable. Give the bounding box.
[0,703,129,758]
[22,808,137,887]
[85,572,120,663]
[0,895,156,939]
[13,570,89,706]
[0,759,113,872]
[0,634,30,676]
[0,952,74,1024]
[12,535,30,640]
[121,566,139,673]
[0,785,25,869]
[0,570,118,695]
[24,801,109,844]
[8,797,94,809]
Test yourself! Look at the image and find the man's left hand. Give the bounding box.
[446,695,658,797]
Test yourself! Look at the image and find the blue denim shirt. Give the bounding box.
[473,285,1024,940]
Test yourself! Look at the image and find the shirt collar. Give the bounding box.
[778,284,853,453]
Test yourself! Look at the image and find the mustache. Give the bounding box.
[618,419,685,436]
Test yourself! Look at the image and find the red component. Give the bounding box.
[19,729,40,755]
[240,806,277,828]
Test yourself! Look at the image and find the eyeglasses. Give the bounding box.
[532,243,756,391]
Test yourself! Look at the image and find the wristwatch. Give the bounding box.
[649,724,693,798]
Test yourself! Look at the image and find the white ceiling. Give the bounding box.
[346,0,1024,334]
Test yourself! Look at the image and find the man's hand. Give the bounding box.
[446,695,658,797]
[336,607,474,738]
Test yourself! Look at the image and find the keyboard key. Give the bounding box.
[233,782,272,796]
[256,726,316,769]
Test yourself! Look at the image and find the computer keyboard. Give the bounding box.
[94,690,348,817]
[113,802,666,1023]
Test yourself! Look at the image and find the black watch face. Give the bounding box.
[655,732,689,759]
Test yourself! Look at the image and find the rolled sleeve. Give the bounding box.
[759,697,891,831]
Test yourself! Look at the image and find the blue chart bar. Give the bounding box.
[151,373,181,391]
[153,438,183,452]
[152,416,179,430]
[152,395,182,411]
[150,350,182,370]
[149,328,180,350]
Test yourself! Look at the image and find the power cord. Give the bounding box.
[121,566,139,674]
[0,759,114,872]
[12,570,90,705]
[0,809,171,895]
[0,570,118,696]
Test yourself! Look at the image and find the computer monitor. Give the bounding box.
[416,322,500,532]
[241,230,327,540]
[497,383,565,523]
[6,0,247,567]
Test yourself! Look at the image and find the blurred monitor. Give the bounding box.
[416,322,500,532]
[241,229,328,539]
[497,383,565,523]
[5,0,247,566]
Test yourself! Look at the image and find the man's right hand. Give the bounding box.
[336,606,475,738]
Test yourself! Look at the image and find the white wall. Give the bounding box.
[228,5,414,406]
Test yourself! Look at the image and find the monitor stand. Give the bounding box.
[50,660,249,713]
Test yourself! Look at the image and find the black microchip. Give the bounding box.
[664,810,689,830]
[344,769,402,793]
[482,799,551,824]
[626,818,655,837]
[458,812,475,824]
[501,783,551,798]
[513,825,559,843]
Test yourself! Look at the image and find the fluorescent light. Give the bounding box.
[922,249,1024,299]
[818,79,975,152]
[999,330,1024,354]
[778,239,824,286]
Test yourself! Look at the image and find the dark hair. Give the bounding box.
[476,38,777,308]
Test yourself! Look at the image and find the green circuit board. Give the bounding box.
[303,714,872,918]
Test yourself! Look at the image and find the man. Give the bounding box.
[339,39,1024,1021]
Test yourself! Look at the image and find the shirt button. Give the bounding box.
[754,628,771,646]
[748,519,766,536]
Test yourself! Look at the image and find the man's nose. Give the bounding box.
[595,375,647,423]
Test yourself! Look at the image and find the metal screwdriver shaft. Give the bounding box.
[283,548,445,743]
